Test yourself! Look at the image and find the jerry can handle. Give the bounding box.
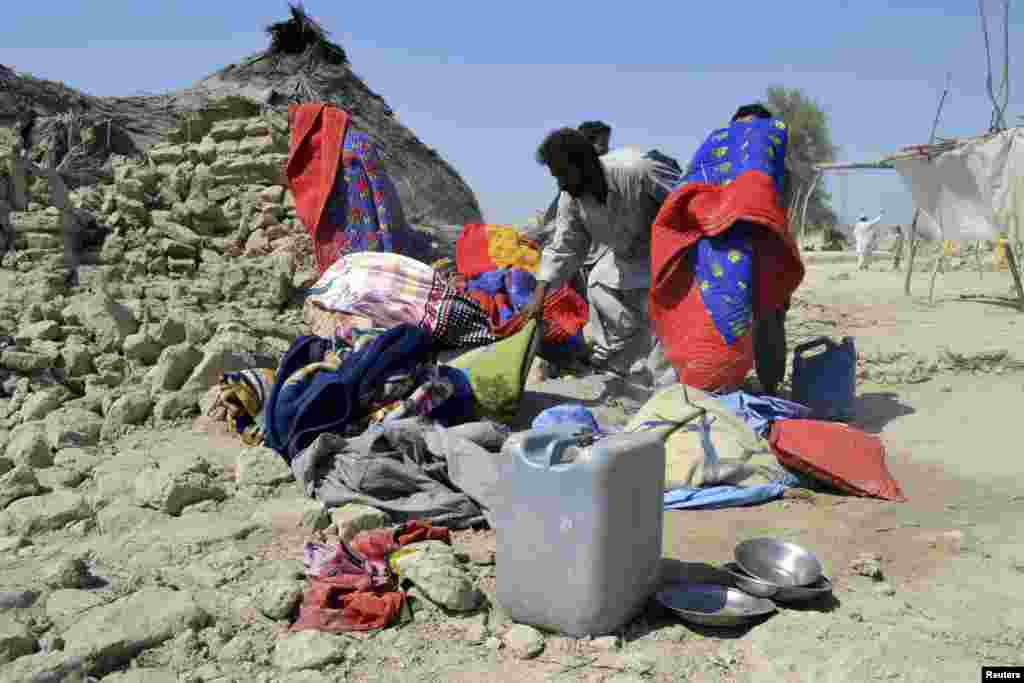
[543,432,598,467]
[793,336,836,358]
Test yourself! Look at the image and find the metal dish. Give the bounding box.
[724,562,834,603]
[721,562,779,598]
[656,583,777,627]
[735,538,824,587]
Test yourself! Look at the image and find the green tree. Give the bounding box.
[764,86,839,228]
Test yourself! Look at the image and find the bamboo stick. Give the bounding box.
[929,250,944,304]
[904,74,952,296]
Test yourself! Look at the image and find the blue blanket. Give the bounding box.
[664,483,787,510]
[265,325,435,462]
[679,118,789,346]
[682,117,789,192]
[714,391,813,438]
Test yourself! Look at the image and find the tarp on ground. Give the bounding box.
[891,127,1024,242]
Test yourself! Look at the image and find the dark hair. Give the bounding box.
[537,128,598,167]
[578,120,612,139]
[18,110,36,150]
[536,128,608,201]
[731,104,774,121]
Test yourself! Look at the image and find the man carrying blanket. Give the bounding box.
[524,127,681,376]
[648,104,805,396]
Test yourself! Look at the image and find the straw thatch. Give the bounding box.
[265,3,347,65]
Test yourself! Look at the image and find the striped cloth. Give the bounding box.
[306,252,495,350]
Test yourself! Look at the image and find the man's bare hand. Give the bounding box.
[520,281,549,322]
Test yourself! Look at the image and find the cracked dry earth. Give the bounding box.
[2,256,1024,683]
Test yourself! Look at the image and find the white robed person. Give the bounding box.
[853,210,885,271]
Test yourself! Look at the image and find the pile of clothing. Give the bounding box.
[623,383,905,510]
[294,520,450,632]
[454,223,589,363]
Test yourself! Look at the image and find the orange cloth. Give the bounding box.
[285,103,351,274]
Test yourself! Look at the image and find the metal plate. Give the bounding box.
[656,583,776,627]
[735,538,824,587]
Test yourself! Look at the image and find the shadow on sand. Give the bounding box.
[954,294,1024,312]
[853,392,915,433]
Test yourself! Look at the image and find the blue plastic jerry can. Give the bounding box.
[791,336,857,421]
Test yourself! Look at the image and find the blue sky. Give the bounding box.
[3,1,1021,226]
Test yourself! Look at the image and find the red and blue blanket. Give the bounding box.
[454,224,588,363]
[650,118,804,392]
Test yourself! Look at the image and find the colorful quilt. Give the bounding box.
[454,224,588,358]
[286,103,429,275]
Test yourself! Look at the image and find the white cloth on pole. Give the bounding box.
[892,128,1024,242]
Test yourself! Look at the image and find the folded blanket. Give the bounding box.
[626,383,795,489]
[307,252,495,350]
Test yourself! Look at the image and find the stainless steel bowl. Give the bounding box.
[724,562,834,603]
[656,583,777,627]
[721,562,779,598]
[734,538,824,587]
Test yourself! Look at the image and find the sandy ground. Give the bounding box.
[439,257,1024,683]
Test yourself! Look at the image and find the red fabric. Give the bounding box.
[292,582,404,633]
[649,171,805,392]
[455,224,588,346]
[466,284,587,345]
[393,520,451,546]
[291,520,452,634]
[454,223,500,279]
[769,420,907,502]
[286,103,351,276]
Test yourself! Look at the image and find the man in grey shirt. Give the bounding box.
[522,128,680,375]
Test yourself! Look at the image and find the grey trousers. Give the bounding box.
[587,282,651,373]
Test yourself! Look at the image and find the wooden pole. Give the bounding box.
[904,73,952,296]
[903,211,922,295]
[1005,246,1024,310]
[799,172,820,248]
[929,250,944,304]
[975,241,985,279]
